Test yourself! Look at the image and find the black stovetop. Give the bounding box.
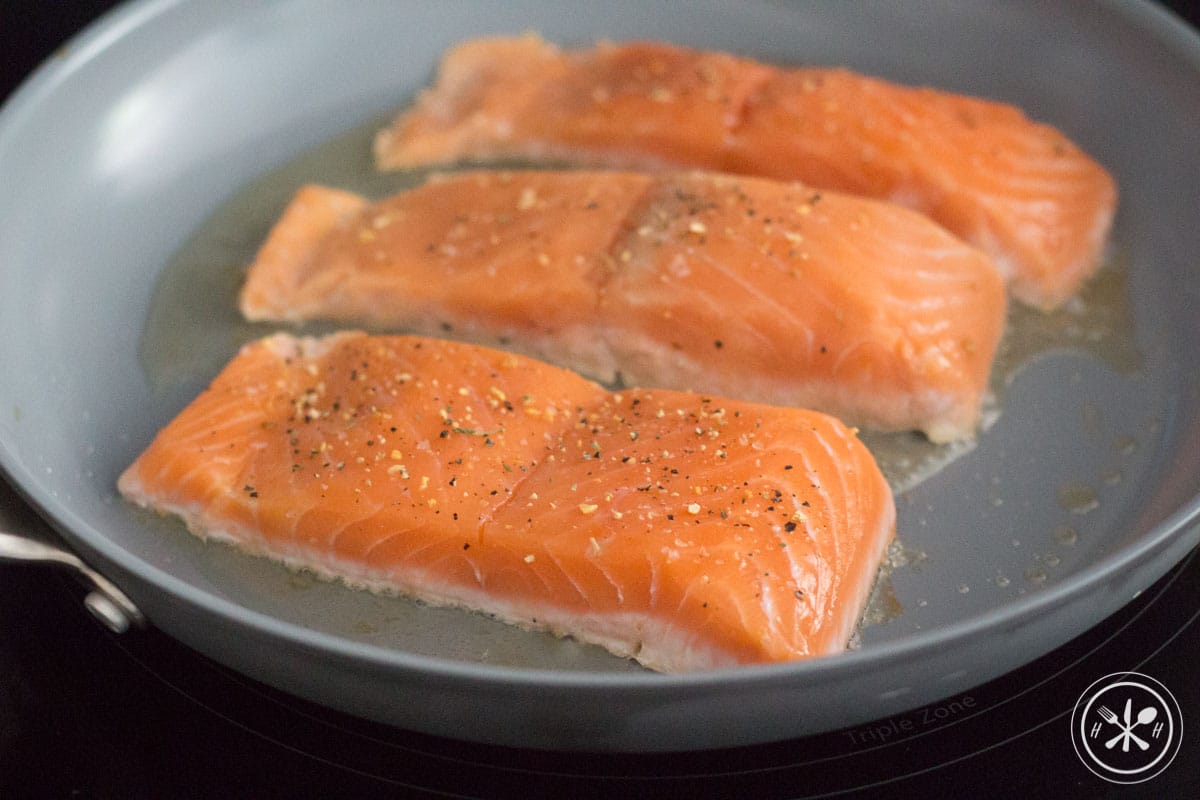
[4,3,1199,798]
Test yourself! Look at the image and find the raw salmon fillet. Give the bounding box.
[239,171,1006,442]
[117,332,896,671]
[373,35,1117,309]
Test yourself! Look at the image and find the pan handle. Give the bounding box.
[0,530,145,633]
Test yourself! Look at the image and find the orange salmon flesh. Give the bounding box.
[374,35,1117,309]
[240,171,1007,443]
[118,332,896,672]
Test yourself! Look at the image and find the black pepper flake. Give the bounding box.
[784,521,797,533]
[794,589,805,599]
[463,543,470,550]
[784,464,794,470]
[714,339,723,349]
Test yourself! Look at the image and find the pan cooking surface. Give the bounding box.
[133,111,1154,664]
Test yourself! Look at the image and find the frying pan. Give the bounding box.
[2,0,1198,752]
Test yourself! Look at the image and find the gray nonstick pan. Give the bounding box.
[1,0,1198,751]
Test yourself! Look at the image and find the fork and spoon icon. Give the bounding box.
[1097,698,1158,751]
